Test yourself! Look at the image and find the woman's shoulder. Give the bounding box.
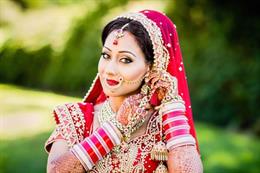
[53,102,93,123]
[53,102,94,121]
[45,102,95,152]
[52,102,95,142]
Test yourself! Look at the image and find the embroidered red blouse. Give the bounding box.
[45,102,162,173]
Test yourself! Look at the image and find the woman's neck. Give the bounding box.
[108,96,126,113]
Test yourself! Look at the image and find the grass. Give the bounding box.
[0,84,80,139]
[197,123,260,173]
[0,84,259,173]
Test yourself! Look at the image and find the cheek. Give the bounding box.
[98,58,105,74]
[120,63,148,80]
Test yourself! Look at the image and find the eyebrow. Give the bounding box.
[103,46,137,57]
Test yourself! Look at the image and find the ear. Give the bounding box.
[146,64,151,72]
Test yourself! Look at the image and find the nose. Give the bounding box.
[104,59,118,76]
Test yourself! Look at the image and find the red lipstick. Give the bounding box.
[106,79,119,86]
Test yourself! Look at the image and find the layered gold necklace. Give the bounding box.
[98,100,116,125]
[97,99,168,173]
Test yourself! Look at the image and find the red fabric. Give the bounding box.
[84,76,106,104]
[150,92,161,106]
[79,102,94,137]
[53,111,60,124]
[139,10,198,150]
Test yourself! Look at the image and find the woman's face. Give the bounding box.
[98,30,150,97]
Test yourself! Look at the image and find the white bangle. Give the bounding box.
[166,135,196,150]
[71,144,94,170]
[103,122,121,145]
[161,102,186,114]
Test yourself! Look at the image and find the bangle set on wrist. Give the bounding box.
[160,102,196,150]
[71,121,122,170]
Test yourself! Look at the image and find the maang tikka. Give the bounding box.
[113,23,129,45]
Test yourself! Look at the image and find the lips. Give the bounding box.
[106,79,119,86]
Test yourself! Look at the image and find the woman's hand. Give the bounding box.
[146,70,178,103]
[116,93,150,126]
[49,151,85,173]
[167,145,203,173]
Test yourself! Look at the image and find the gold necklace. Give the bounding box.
[98,98,147,142]
[98,98,168,173]
[98,100,116,125]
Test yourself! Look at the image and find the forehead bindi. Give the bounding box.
[105,31,142,55]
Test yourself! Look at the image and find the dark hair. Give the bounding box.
[101,18,154,63]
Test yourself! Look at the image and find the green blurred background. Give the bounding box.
[0,0,259,172]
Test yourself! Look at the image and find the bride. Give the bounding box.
[45,10,203,173]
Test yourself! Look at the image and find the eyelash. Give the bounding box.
[120,57,133,64]
[101,52,110,59]
[101,52,133,64]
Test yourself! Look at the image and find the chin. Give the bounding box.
[103,88,141,98]
[103,90,126,97]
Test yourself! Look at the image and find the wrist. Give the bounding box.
[106,120,123,141]
[160,99,185,115]
[162,108,196,150]
[70,121,122,170]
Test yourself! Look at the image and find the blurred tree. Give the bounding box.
[1,0,259,134]
[43,0,129,95]
[10,0,83,9]
[166,0,260,134]
[0,0,129,95]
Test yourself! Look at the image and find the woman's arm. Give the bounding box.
[46,121,123,172]
[47,139,85,173]
[46,94,150,172]
[167,145,203,173]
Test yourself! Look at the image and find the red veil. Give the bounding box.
[83,10,199,151]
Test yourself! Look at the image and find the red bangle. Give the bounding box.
[97,128,114,150]
[71,121,123,171]
[163,119,188,131]
[89,134,107,156]
[81,139,99,163]
[165,129,190,140]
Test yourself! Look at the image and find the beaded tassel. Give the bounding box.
[151,109,168,161]
[151,109,168,173]
[151,141,168,161]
